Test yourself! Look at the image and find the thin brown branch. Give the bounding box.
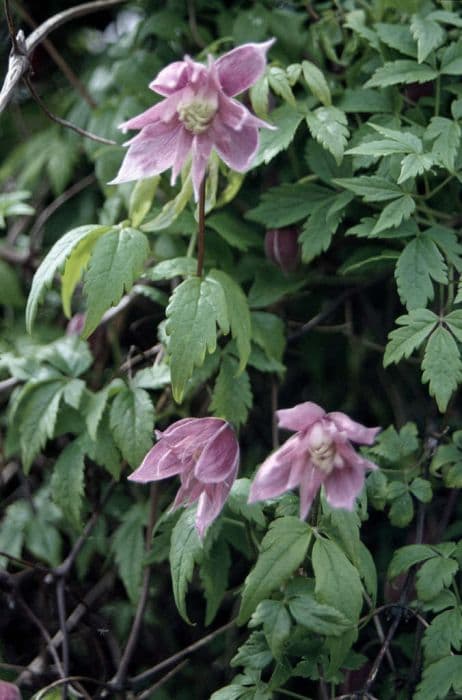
[136,660,188,700]
[16,596,65,678]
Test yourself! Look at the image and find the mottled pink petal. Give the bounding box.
[162,417,222,443]
[335,440,378,473]
[191,133,213,199]
[215,40,275,96]
[110,121,182,184]
[195,423,240,483]
[299,463,325,519]
[324,463,365,510]
[149,60,190,95]
[328,412,381,445]
[218,94,272,132]
[277,402,326,433]
[119,94,181,132]
[128,442,182,482]
[171,128,193,184]
[171,476,204,510]
[249,434,301,502]
[195,484,226,538]
[211,119,259,172]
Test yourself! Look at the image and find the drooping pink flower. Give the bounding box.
[110,40,275,199]
[249,402,380,518]
[0,681,21,700]
[128,417,239,538]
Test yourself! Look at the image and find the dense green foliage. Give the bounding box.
[2,0,462,698]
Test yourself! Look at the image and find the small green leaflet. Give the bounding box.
[410,14,445,63]
[383,309,437,366]
[375,22,417,58]
[250,600,292,659]
[422,326,462,412]
[267,66,296,107]
[312,538,363,623]
[365,59,438,88]
[169,507,203,624]
[246,182,332,227]
[83,226,150,336]
[395,235,448,310]
[199,541,231,625]
[425,117,461,170]
[423,608,462,663]
[112,503,146,604]
[207,211,261,251]
[415,655,462,700]
[109,385,154,468]
[301,60,331,106]
[306,106,349,165]
[288,592,352,637]
[128,176,160,228]
[238,517,311,623]
[372,195,415,235]
[50,439,86,530]
[165,270,251,403]
[388,544,437,580]
[250,74,269,117]
[416,556,459,601]
[211,354,252,428]
[141,173,193,231]
[251,104,304,168]
[149,256,197,281]
[300,191,353,262]
[231,631,272,670]
[335,176,403,202]
[26,224,113,332]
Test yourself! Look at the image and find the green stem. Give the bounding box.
[275,689,313,700]
[196,178,206,277]
[422,174,455,201]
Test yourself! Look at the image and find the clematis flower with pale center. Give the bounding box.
[129,417,239,538]
[110,40,275,199]
[249,402,380,518]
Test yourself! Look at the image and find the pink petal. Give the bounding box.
[194,422,240,483]
[215,39,275,97]
[328,412,381,445]
[277,402,326,433]
[191,133,213,200]
[171,127,193,184]
[335,440,379,473]
[195,479,232,538]
[149,60,190,95]
[171,476,204,510]
[118,93,181,132]
[323,463,365,510]
[128,441,182,482]
[299,463,325,519]
[248,434,301,502]
[0,682,21,700]
[211,119,259,172]
[110,121,182,184]
[218,94,272,132]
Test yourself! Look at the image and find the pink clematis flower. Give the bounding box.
[129,417,239,538]
[110,40,275,199]
[0,681,21,700]
[249,402,380,518]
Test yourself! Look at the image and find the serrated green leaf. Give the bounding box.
[423,608,462,664]
[0,501,31,568]
[0,260,25,308]
[63,378,85,409]
[441,39,462,75]
[207,211,261,251]
[246,182,331,227]
[250,600,292,659]
[372,195,415,235]
[415,655,462,700]
[208,269,251,372]
[268,66,296,107]
[83,226,150,336]
[50,439,85,530]
[388,544,437,580]
[26,225,112,332]
[398,153,435,183]
[169,507,203,623]
[410,14,445,63]
[306,106,349,165]
[141,174,193,231]
[231,631,273,670]
[227,478,266,527]
[200,540,231,625]
[85,411,122,480]
[251,312,285,364]
[109,386,154,468]
[375,23,417,58]
[370,422,419,462]
[132,364,171,390]
[250,74,270,118]
[289,592,352,636]
[422,326,462,412]
[312,538,362,623]
[300,191,352,263]
[335,176,403,202]
[425,117,461,171]
[248,266,305,308]
[238,517,311,623]
[17,379,65,472]
[384,309,437,366]
[112,503,146,603]
[389,492,414,526]
[365,60,438,88]
[410,477,432,503]
[416,557,459,601]
[211,354,252,428]
[149,256,197,281]
[395,235,447,310]
[25,515,62,567]
[251,104,304,168]
[301,60,331,106]
[129,176,160,228]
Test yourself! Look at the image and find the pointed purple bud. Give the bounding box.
[249,401,380,519]
[129,417,239,538]
[265,227,300,273]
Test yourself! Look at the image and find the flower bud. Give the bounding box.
[264,227,300,273]
[0,681,22,700]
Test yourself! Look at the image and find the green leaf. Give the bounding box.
[384,309,437,366]
[109,386,154,468]
[251,312,285,364]
[416,557,459,601]
[300,191,352,263]
[112,503,146,603]
[410,14,445,63]
[422,326,462,412]
[398,153,435,184]
[246,182,332,227]
[441,39,462,75]
[250,74,270,118]
[268,66,296,107]
[207,212,261,251]
[169,507,203,623]
[251,104,304,168]
[395,235,448,310]
[50,439,85,530]
[250,600,292,658]
[371,195,415,235]
[0,501,31,568]
[238,517,311,623]
[288,592,352,636]
[132,364,171,390]
[425,117,461,171]
[388,544,437,580]
[365,60,438,87]
[423,608,462,663]
[83,226,150,336]
[40,336,93,377]
[25,514,62,567]
[410,477,432,503]
[200,540,231,625]
[301,60,331,106]
[338,87,394,113]
[231,631,273,670]
[26,225,112,332]
[141,174,193,231]
[375,23,417,57]
[129,176,160,227]
[306,107,349,165]
[149,256,197,281]
[370,422,419,462]
[312,538,363,623]
[415,655,462,700]
[208,269,251,373]
[0,260,25,307]
[248,266,305,307]
[226,478,266,527]
[389,491,414,527]
[85,412,122,480]
[335,176,403,202]
[211,354,252,428]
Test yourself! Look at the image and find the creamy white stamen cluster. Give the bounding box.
[177,99,218,134]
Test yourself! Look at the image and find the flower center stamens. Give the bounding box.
[177,99,217,134]
[307,424,336,473]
